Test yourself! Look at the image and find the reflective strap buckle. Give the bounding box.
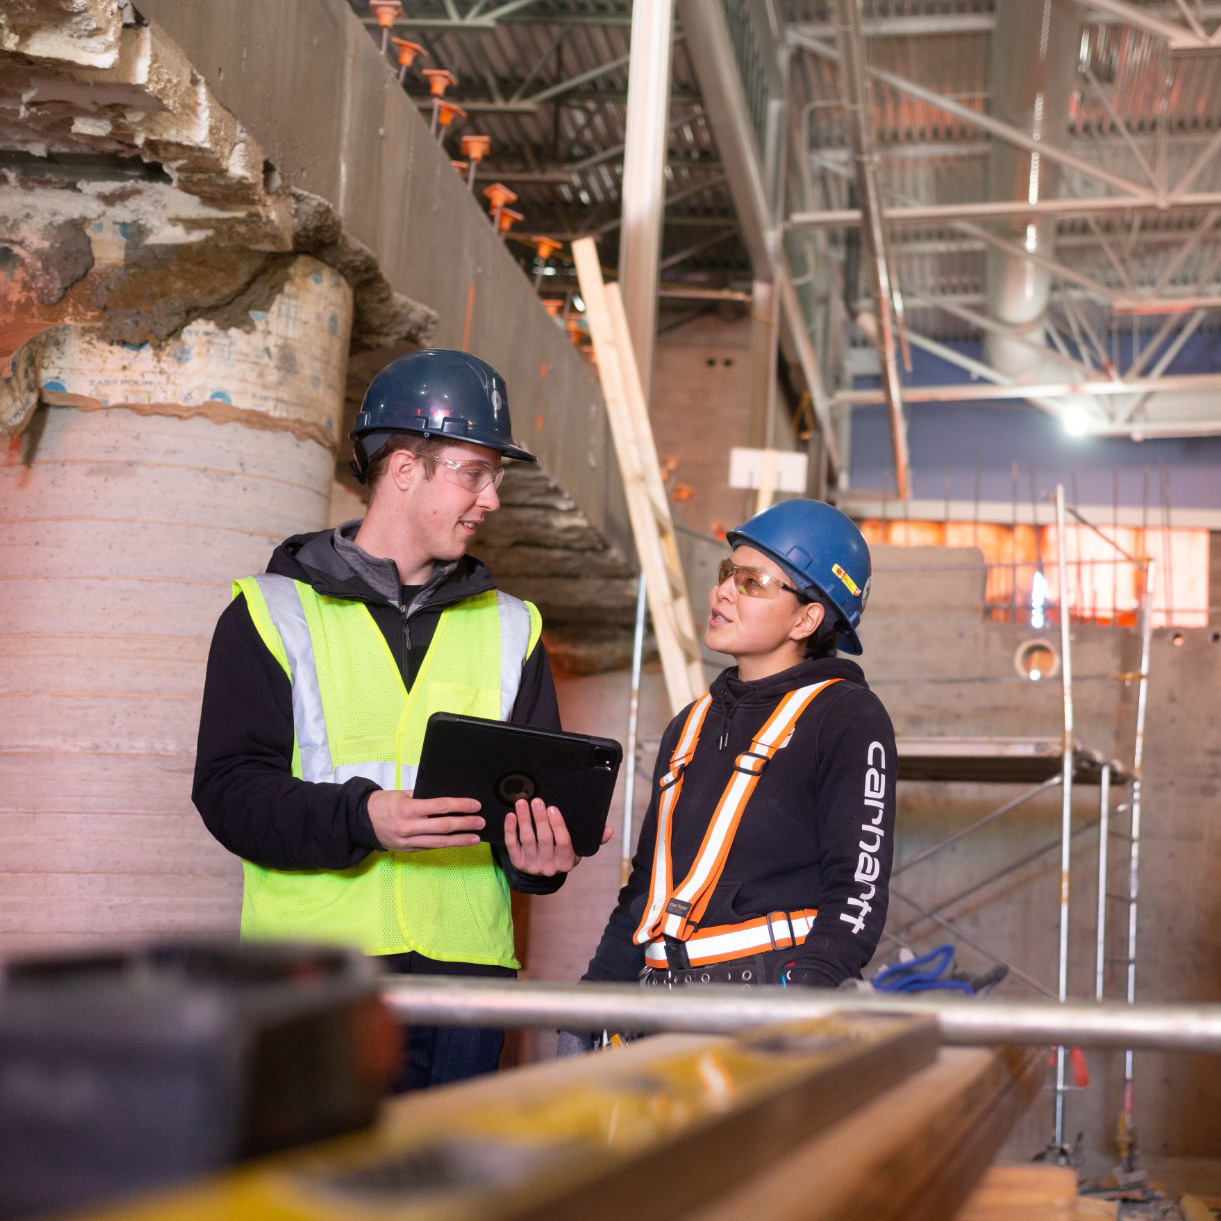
[765,910,799,951]
[733,749,771,776]
[663,936,690,970]
[659,761,688,790]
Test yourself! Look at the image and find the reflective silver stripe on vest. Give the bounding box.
[253,577,529,788]
[496,591,532,720]
[252,574,337,784]
[337,760,401,789]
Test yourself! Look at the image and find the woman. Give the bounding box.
[581,499,895,996]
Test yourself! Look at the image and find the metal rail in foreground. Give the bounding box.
[382,976,1221,1054]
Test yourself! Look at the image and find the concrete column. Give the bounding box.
[0,255,351,951]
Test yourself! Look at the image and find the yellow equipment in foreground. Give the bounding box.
[61,1013,1043,1221]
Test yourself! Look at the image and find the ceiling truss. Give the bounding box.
[351,0,1221,481]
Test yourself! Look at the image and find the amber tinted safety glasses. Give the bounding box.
[715,559,803,600]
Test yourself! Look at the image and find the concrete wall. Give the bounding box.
[830,545,1219,1166]
[133,0,632,566]
[651,311,755,541]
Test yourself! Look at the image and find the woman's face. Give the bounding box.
[705,545,824,680]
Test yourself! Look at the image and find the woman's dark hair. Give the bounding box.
[800,591,842,659]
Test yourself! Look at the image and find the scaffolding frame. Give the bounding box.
[882,485,1154,1156]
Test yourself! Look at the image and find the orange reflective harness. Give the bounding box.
[632,679,841,971]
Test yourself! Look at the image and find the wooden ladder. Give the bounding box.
[572,236,706,715]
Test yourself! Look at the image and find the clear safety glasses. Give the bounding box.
[410,452,505,493]
[716,559,802,600]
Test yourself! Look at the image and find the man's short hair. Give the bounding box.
[365,433,448,492]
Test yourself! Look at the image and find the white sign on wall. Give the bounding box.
[728,447,809,493]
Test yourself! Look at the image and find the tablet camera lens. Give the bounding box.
[590,747,616,770]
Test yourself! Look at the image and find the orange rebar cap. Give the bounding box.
[450,159,469,174]
[391,37,425,68]
[534,237,562,261]
[437,100,466,128]
[422,68,458,97]
[482,182,518,210]
[461,133,491,162]
[497,207,523,233]
[369,1,402,28]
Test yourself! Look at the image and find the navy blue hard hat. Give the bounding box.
[727,499,872,654]
[350,348,535,481]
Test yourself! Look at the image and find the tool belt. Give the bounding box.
[641,945,797,988]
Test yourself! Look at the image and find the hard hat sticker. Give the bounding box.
[832,562,861,597]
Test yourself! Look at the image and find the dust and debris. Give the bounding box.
[0,327,53,438]
[0,217,92,304]
[290,188,436,350]
[89,242,288,344]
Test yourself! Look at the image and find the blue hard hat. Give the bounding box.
[350,348,535,481]
[726,499,872,654]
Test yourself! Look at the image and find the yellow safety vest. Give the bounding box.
[233,573,542,966]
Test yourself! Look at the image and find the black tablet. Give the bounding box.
[411,713,623,857]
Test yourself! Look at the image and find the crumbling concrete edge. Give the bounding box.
[39,385,338,450]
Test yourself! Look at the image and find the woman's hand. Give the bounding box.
[504,797,612,876]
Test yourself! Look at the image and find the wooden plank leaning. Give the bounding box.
[571,235,706,715]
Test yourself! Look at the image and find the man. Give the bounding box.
[193,348,596,1089]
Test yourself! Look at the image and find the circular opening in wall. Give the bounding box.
[1172,632,1186,647]
[1015,639,1059,682]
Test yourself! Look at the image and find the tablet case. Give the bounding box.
[412,713,623,857]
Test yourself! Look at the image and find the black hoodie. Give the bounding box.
[583,655,896,987]
[192,522,563,894]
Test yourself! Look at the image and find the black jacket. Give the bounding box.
[192,522,564,894]
[584,656,896,987]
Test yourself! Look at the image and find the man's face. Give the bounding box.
[399,440,503,564]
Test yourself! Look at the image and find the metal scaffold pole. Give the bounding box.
[1095,764,1112,1004]
[621,572,649,885]
[1121,556,1155,1163]
[1053,484,1075,1148]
